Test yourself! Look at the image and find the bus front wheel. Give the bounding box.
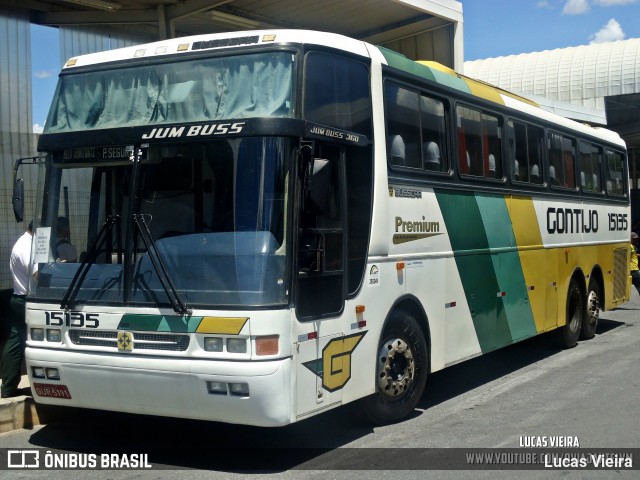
[360,309,428,425]
[554,279,584,348]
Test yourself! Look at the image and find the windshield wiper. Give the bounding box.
[133,214,192,316]
[60,214,119,310]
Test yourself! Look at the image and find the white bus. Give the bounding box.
[18,30,630,427]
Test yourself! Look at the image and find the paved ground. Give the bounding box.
[0,291,638,479]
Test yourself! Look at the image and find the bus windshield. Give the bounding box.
[44,51,294,134]
[31,137,291,309]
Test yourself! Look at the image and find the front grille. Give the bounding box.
[68,330,190,351]
[68,329,116,348]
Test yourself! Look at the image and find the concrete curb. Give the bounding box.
[0,375,69,433]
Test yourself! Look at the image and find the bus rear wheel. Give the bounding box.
[580,280,600,340]
[554,279,583,348]
[360,309,428,425]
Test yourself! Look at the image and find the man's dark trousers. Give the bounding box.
[1,295,26,397]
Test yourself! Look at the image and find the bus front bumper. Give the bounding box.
[25,347,293,427]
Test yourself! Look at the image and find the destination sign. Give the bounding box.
[60,146,134,162]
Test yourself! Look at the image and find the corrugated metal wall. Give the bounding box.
[0,19,154,290]
[382,25,454,68]
[0,7,36,290]
[59,25,154,61]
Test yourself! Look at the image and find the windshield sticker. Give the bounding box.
[34,227,51,263]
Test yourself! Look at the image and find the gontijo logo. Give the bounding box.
[303,332,367,392]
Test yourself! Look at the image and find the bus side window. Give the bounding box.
[549,134,562,187]
[457,106,482,176]
[385,82,421,169]
[579,141,603,193]
[508,120,527,181]
[549,133,576,189]
[482,113,502,179]
[420,94,447,172]
[605,149,626,196]
[457,105,501,179]
[509,119,545,185]
[528,125,544,184]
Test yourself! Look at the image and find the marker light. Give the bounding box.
[204,337,223,352]
[256,335,279,356]
[227,338,247,353]
[32,367,46,379]
[46,368,60,380]
[31,328,44,341]
[47,329,62,342]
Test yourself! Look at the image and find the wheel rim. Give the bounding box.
[586,289,599,327]
[376,337,415,399]
[568,287,582,334]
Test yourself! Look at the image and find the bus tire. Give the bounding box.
[554,279,583,348]
[360,309,428,425]
[580,280,600,340]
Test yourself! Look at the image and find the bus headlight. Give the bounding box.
[204,337,223,352]
[227,338,247,353]
[31,328,45,341]
[46,329,62,342]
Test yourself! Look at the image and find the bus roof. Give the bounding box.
[60,28,624,149]
[379,47,625,148]
[61,29,371,69]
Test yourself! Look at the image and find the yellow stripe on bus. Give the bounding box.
[507,196,547,333]
[196,317,249,335]
[417,60,538,107]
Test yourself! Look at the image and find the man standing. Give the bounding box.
[1,221,34,398]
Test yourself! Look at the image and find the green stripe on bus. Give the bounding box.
[379,47,437,83]
[475,195,537,342]
[380,48,472,93]
[435,190,513,352]
[435,191,539,351]
[118,314,203,332]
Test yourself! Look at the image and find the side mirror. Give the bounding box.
[12,178,24,222]
[12,156,38,223]
[306,158,331,215]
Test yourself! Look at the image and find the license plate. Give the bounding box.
[33,383,72,399]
